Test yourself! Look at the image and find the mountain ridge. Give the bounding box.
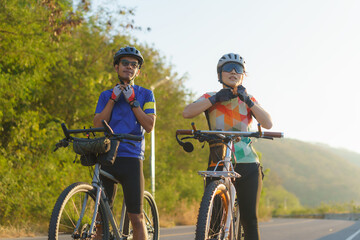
[252,138,360,206]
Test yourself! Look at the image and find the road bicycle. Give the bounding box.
[176,123,283,240]
[48,120,159,240]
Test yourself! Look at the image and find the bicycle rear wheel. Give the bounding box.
[48,182,109,240]
[122,191,159,240]
[195,180,230,240]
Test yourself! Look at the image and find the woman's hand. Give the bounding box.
[208,88,237,105]
[236,85,254,108]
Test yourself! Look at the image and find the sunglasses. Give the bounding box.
[222,62,244,74]
[120,59,139,68]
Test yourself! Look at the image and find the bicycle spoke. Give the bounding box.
[49,183,110,240]
[63,208,77,228]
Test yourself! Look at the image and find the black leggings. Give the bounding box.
[233,163,263,240]
[100,157,144,214]
[207,162,263,240]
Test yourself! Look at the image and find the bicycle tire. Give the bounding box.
[232,200,242,240]
[195,180,231,240]
[122,191,159,240]
[48,182,109,240]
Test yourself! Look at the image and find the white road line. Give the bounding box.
[261,219,315,228]
[346,228,360,240]
[161,231,194,237]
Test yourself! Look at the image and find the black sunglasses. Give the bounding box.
[120,59,139,68]
[222,62,244,74]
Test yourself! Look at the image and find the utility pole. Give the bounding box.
[149,76,170,198]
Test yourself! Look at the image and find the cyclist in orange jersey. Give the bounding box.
[183,53,272,240]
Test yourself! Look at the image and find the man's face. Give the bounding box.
[115,56,140,83]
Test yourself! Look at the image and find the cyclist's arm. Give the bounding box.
[93,99,116,127]
[132,108,156,133]
[183,99,212,118]
[249,103,273,129]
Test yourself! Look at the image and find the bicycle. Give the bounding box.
[176,123,283,240]
[48,120,159,240]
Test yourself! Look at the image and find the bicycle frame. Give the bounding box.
[72,162,125,240]
[99,166,128,239]
[198,137,240,239]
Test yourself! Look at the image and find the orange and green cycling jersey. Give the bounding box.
[196,90,259,164]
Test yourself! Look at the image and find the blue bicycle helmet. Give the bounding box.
[113,46,144,68]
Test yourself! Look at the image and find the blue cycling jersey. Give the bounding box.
[95,85,156,160]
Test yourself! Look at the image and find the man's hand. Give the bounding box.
[208,88,237,105]
[237,85,254,108]
[122,85,136,103]
[110,84,122,102]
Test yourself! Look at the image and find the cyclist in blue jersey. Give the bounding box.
[94,46,156,240]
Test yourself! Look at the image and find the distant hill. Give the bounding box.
[316,143,360,167]
[252,138,360,206]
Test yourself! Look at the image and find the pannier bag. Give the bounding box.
[80,153,97,166]
[98,139,120,166]
[73,137,111,155]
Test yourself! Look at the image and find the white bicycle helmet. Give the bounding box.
[217,53,246,74]
[217,53,246,84]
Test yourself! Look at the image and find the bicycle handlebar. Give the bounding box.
[262,131,284,138]
[176,129,194,135]
[60,120,142,142]
[176,122,284,153]
[176,129,284,138]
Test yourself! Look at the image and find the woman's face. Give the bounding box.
[221,68,244,88]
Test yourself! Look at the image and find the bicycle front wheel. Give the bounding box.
[195,180,230,240]
[48,182,109,240]
[232,199,243,240]
[123,191,159,240]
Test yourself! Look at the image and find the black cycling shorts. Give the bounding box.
[100,157,144,214]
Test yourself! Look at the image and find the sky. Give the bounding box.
[91,0,360,153]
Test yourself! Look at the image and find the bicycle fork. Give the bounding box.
[222,145,238,239]
[223,179,237,239]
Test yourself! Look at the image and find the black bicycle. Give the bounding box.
[48,120,159,240]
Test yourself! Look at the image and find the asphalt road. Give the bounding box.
[160,218,360,240]
[1,218,360,240]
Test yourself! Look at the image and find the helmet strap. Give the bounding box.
[118,75,135,85]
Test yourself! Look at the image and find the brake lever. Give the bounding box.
[181,136,195,141]
[53,139,70,152]
[53,146,59,152]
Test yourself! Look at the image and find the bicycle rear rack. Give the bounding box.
[198,170,241,178]
[198,160,241,179]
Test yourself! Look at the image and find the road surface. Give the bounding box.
[1,218,360,240]
[160,218,360,240]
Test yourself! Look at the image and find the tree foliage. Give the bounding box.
[0,0,208,228]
